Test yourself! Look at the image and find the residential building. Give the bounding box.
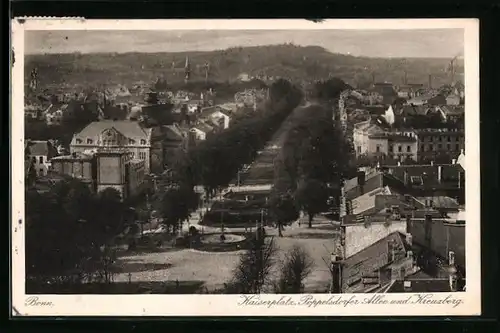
[70,120,157,174]
[333,206,465,293]
[44,104,68,125]
[26,140,58,177]
[161,124,193,168]
[190,122,215,141]
[382,163,465,204]
[434,105,464,124]
[25,105,41,120]
[353,119,385,157]
[415,128,465,162]
[354,119,418,161]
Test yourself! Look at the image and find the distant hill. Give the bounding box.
[25,44,464,90]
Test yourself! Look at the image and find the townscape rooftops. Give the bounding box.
[74,120,151,141]
[386,164,464,187]
[342,231,411,290]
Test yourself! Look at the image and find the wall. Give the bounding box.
[126,160,146,197]
[353,128,369,157]
[344,220,407,258]
[368,137,389,156]
[31,155,51,176]
[410,219,465,268]
[97,155,124,185]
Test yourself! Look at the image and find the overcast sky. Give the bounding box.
[25,29,464,58]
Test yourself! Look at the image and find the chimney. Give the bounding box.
[403,280,412,292]
[437,165,442,182]
[430,160,434,166]
[452,158,456,164]
[397,161,401,166]
[357,171,366,195]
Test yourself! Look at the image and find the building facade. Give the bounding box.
[26,140,58,177]
[51,150,145,200]
[70,120,155,174]
[415,129,464,162]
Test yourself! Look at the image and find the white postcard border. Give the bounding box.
[11,18,481,316]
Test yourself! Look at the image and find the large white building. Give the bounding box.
[70,120,158,174]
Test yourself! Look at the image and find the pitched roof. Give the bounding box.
[74,120,150,140]
[397,105,430,116]
[342,232,410,291]
[384,279,457,293]
[27,140,57,157]
[192,122,214,133]
[439,105,464,116]
[386,164,463,189]
[352,186,392,215]
[415,196,459,210]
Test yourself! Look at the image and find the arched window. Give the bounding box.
[87,138,93,144]
[76,139,82,144]
[140,139,146,145]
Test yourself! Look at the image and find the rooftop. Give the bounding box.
[26,140,58,158]
[74,120,151,140]
[342,232,411,291]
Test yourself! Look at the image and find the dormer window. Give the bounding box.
[140,139,146,145]
[87,139,93,144]
[76,139,82,144]
[129,139,136,145]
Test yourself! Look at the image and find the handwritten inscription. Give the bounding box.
[25,296,54,307]
[238,293,464,309]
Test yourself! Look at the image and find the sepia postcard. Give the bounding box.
[11,18,480,316]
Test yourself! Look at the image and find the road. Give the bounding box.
[238,101,316,187]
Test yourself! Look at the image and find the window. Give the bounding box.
[398,146,402,152]
[139,152,146,160]
[447,136,451,142]
[87,138,93,144]
[76,139,82,144]
[376,145,380,153]
[39,156,44,163]
[140,139,146,145]
[357,146,361,153]
[32,156,36,163]
[429,145,433,151]
[420,144,425,151]
[39,168,44,175]
[407,145,411,152]
[456,144,460,151]
[438,144,442,150]
[389,145,394,152]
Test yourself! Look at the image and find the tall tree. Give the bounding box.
[295,178,328,228]
[274,245,314,293]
